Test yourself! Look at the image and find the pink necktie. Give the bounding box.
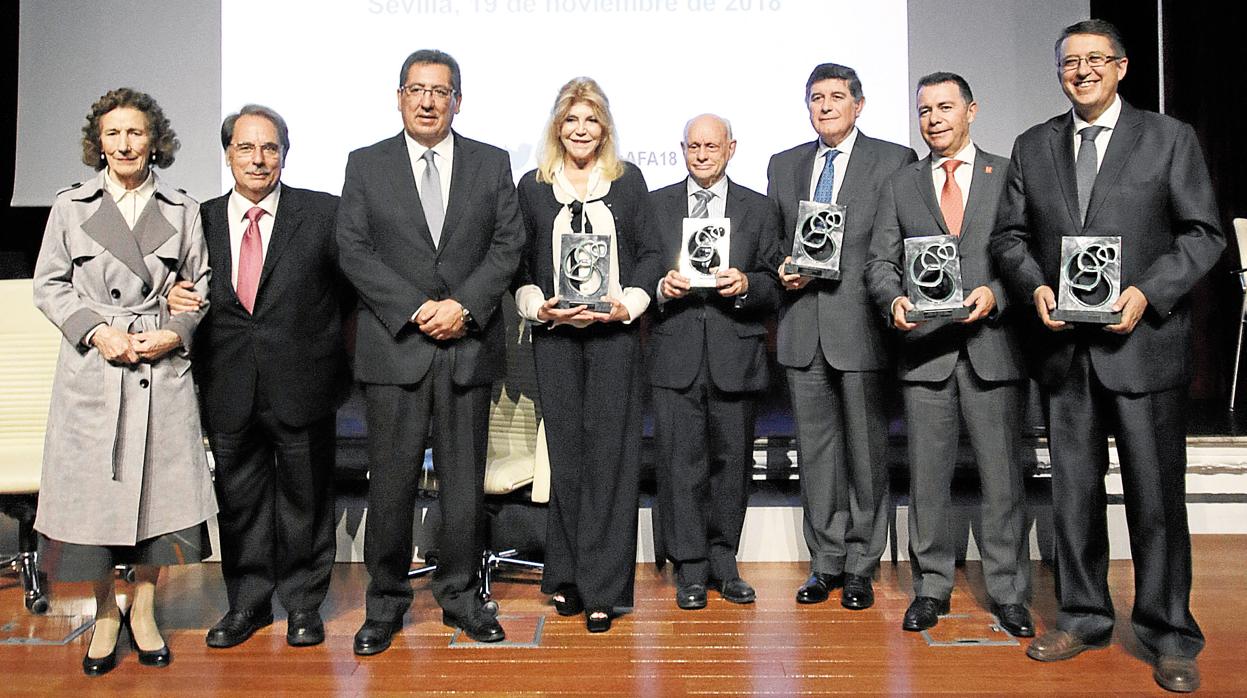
[236,206,265,314]
[939,160,964,236]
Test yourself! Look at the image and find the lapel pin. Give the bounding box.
[985,165,993,174]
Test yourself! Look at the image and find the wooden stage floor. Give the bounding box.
[2,535,1243,696]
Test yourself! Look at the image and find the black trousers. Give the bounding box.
[532,324,642,612]
[652,353,755,586]
[362,348,490,622]
[209,405,336,615]
[1046,346,1204,658]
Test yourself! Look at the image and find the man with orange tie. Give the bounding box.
[865,73,1033,636]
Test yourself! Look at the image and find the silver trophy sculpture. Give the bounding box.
[680,217,731,288]
[557,233,612,312]
[784,201,844,280]
[1052,235,1122,323]
[904,235,969,322]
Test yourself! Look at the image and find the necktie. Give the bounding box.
[812,149,841,203]
[236,206,264,314]
[690,189,714,218]
[939,159,964,236]
[1076,125,1106,224]
[420,149,445,247]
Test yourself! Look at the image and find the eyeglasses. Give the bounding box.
[401,84,455,101]
[1060,53,1122,72]
[231,142,281,158]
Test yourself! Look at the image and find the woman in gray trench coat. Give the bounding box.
[32,88,216,676]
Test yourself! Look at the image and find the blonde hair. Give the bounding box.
[536,77,625,184]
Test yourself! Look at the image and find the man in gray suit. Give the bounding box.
[865,73,1032,637]
[336,49,525,652]
[768,63,917,609]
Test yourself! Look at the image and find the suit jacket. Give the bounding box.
[865,148,1024,384]
[514,162,664,305]
[336,131,525,387]
[990,100,1224,392]
[646,177,782,393]
[767,133,918,371]
[194,184,350,434]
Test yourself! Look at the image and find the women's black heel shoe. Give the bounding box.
[82,620,120,676]
[124,612,172,667]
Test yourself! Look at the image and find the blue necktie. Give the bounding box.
[813,149,841,204]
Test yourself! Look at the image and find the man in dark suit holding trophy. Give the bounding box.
[648,114,782,610]
[865,73,1032,637]
[990,20,1223,692]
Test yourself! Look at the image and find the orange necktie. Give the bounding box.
[939,159,964,236]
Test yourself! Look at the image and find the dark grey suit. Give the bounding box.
[990,100,1223,658]
[865,148,1029,605]
[647,177,781,586]
[336,131,524,621]
[767,133,917,577]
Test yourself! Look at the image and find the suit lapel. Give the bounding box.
[1047,114,1083,231]
[79,189,153,286]
[837,134,873,205]
[959,155,995,241]
[912,156,950,236]
[792,141,818,202]
[203,196,235,302]
[439,132,478,256]
[1085,101,1143,227]
[724,179,747,268]
[256,185,300,298]
[382,133,437,252]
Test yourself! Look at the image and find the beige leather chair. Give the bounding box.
[1230,219,1247,410]
[0,278,60,613]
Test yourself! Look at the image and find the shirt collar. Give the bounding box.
[1072,94,1122,133]
[103,168,155,202]
[816,126,858,160]
[931,141,977,170]
[686,174,729,200]
[228,184,281,222]
[405,130,454,161]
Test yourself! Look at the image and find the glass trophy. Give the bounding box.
[783,201,844,280]
[1052,235,1122,323]
[556,233,612,312]
[904,234,969,322]
[679,217,731,289]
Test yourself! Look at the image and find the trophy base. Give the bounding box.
[557,298,612,313]
[1051,308,1122,324]
[783,262,840,280]
[905,305,971,322]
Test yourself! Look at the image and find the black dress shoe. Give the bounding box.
[840,574,874,610]
[286,609,325,647]
[795,572,844,604]
[1154,655,1200,693]
[443,609,505,643]
[990,603,1035,638]
[676,583,708,610]
[123,612,172,667]
[552,588,584,616]
[205,609,274,648]
[714,578,756,604]
[586,609,612,633]
[353,619,402,656]
[902,596,950,632]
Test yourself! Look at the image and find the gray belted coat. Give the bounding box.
[32,171,217,546]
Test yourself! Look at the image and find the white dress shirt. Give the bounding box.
[1072,94,1121,172]
[103,168,155,227]
[931,141,976,210]
[227,186,280,288]
[686,174,729,219]
[808,127,859,203]
[405,131,453,211]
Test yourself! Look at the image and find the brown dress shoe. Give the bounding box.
[1025,630,1109,662]
[1153,655,1199,693]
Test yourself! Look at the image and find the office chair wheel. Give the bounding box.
[26,593,49,614]
[481,599,499,616]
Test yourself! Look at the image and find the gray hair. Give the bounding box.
[221,104,290,156]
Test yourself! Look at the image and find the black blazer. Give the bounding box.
[646,177,781,393]
[865,149,1024,384]
[194,184,350,433]
[336,131,525,387]
[515,162,664,304]
[990,100,1225,392]
[767,133,918,371]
